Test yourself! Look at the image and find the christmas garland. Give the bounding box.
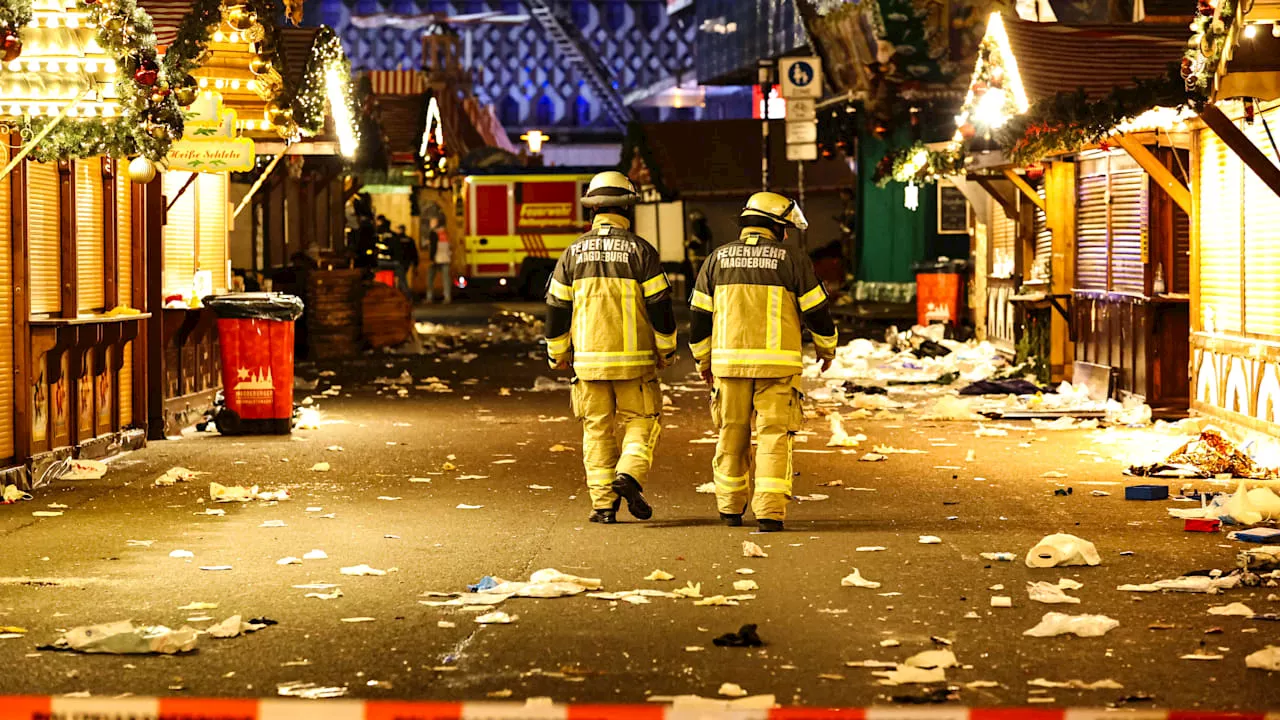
[21,0,184,163]
[873,141,964,187]
[998,66,1188,165]
[1182,0,1235,103]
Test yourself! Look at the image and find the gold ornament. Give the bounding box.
[225,6,256,31]
[249,57,271,75]
[148,123,169,139]
[127,156,156,184]
[173,84,197,106]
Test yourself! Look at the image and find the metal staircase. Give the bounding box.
[522,0,635,129]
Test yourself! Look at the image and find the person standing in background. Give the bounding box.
[392,224,419,299]
[422,214,453,304]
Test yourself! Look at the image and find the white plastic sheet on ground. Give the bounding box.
[51,620,198,654]
[1023,612,1119,638]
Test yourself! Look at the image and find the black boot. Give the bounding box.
[719,513,744,527]
[589,499,620,524]
[757,519,785,533]
[611,473,653,520]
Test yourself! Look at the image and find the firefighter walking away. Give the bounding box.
[689,192,838,532]
[544,171,678,524]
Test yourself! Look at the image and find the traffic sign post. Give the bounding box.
[779,57,822,99]
[779,57,822,247]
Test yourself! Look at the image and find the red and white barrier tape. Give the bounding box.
[0,698,1276,720]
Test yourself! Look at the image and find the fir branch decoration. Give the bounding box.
[1182,0,1235,103]
[160,0,222,84]
[0,0,33,29]
[873,141,965,187]
[291,26,354,137]
[997,66,1187,165]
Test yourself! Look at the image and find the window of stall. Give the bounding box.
[75,158,107,313]
[1074,151,1149,295]
[1030,185,1052,282]
[0,143,13,460]
[117,163,133,423]
[988,196,1017,279]
[28,162,61,316]
[163,172,229,298]
[1199,106,1280,337]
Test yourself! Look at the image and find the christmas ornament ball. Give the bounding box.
[128,156,156,184]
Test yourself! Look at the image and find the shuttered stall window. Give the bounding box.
[117,164,133,423]
[28,162,61,315]
[988,198,1017,278]
[197,173,228,291]
[76,159,105,312]
[1031,184,1051,282]
[1075,157,1109,291]
[1108,153,1149,296]
[0,142,13,459]
[1243,111,1280,337]
[1198,130,1243,333]
[163,172,197,296]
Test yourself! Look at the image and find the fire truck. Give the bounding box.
[460,170,595,297]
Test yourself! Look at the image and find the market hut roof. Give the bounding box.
[1000,18,1188,104]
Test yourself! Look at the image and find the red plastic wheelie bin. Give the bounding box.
[203,293,305,435]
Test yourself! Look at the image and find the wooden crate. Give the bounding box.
[362,283,413,349]
[305,269,364,359]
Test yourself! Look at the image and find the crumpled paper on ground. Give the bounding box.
[154,467,203,486]
[1027,581,1081,604]
[1023,612,1119,638]
[1117,572,1242,594]
[47,620,198,654]
[421,569,602,608]
[63,459,109,480]
[210,483,288,503]
[841,569,881,589]
[1246,646,1280,671]
[826,414,865,447]
[207,615,271,639]
[1025,533,1101,568]
[1128,429,1278,480]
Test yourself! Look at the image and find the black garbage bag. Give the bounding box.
[713,623,764,647]
[202,293,304,321]
[959,378,1047,396]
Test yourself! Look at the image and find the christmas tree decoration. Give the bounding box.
[1,26,21,62]
[133,57,159,86]
[0,0,32,31]
[127,155,156,183]
[225,6,255,31]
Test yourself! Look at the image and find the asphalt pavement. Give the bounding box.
[0,301,1275,711]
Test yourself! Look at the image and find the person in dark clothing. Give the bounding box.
[392,224,419,298]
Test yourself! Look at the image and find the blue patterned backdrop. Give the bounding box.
[305,0,701,130]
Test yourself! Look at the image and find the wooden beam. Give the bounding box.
[1113,134,1192,214]
[974,176,1018,219]
[1199,103,1280,201]
[1002,168,1046,211]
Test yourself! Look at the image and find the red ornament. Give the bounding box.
[1,28,21,63]
[134,58,159,87]
[1180,57,1194,79]
[1025,163,1045,181]
[959,123,976,140]
[1197,0,1215,15]
[1099,140,1111,152]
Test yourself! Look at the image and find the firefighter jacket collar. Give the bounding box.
[592,213,632,231]
[740,227,779,246]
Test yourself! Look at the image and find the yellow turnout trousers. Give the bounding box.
[711,376,803,521]
[571,372,662,509]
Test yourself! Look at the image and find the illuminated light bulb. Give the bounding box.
[215,78,225,89]
[105,60,117,72]
[82,106,95,117]
[6,61,18,71]
[230,79,241,90]
[1244,23,1257,38]
[46,61,59,72]
[85,61,98,73]
[198,77,209,87]
[65,106,77,117]
[229,32,240,43]
[1273,23,1280,37]
[247,80,258,91]
[214,31,226,42]
[66,16,78,28]
[102,106,115,117]
[24,61,38,71]
[6,105,18,115]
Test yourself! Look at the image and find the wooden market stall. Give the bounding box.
[140,0,357,434]
[0,0,187,485]
[940,13,1193,399]
[1186,0,1280,432]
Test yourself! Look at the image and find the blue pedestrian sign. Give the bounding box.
[780,57,822,99]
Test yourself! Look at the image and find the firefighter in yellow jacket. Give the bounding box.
[545,171,678,524]
[689,192,838,532]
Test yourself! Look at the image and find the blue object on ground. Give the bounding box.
[1230,527,1280,543]
[468,576,499,592]
[1125,484,1169,501]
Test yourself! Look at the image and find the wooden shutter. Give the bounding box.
[76,159,105,312]
[197,173,228,292]
[28,162,61,315]
[1198,128,1243,333]
[1172,203,1191,294]
[1031,184,1052,282]
[0,142,13,459]
[1075,159,1109,291]
[1243,111,1280,337]
[163,173,197,296]
[117,168,133,424]
[989,198,1017,278]
[1108,161,1148,296]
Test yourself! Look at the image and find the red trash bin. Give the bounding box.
[204,293,305,435]
[914,258,968,328]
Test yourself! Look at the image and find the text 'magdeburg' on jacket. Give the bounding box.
[688,227,837,378]
[545,214,678,381]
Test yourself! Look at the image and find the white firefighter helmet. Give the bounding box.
[741,191,809,230]
[581,170,639,208]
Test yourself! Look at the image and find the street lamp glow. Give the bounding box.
[521,129,548,154]
[325,65,357,159]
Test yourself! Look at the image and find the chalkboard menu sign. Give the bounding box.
[937,183,969,234]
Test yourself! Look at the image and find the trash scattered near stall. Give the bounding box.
[1023,612,1119,638]
[1025,534,1101,568]
[43,621,199,654]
